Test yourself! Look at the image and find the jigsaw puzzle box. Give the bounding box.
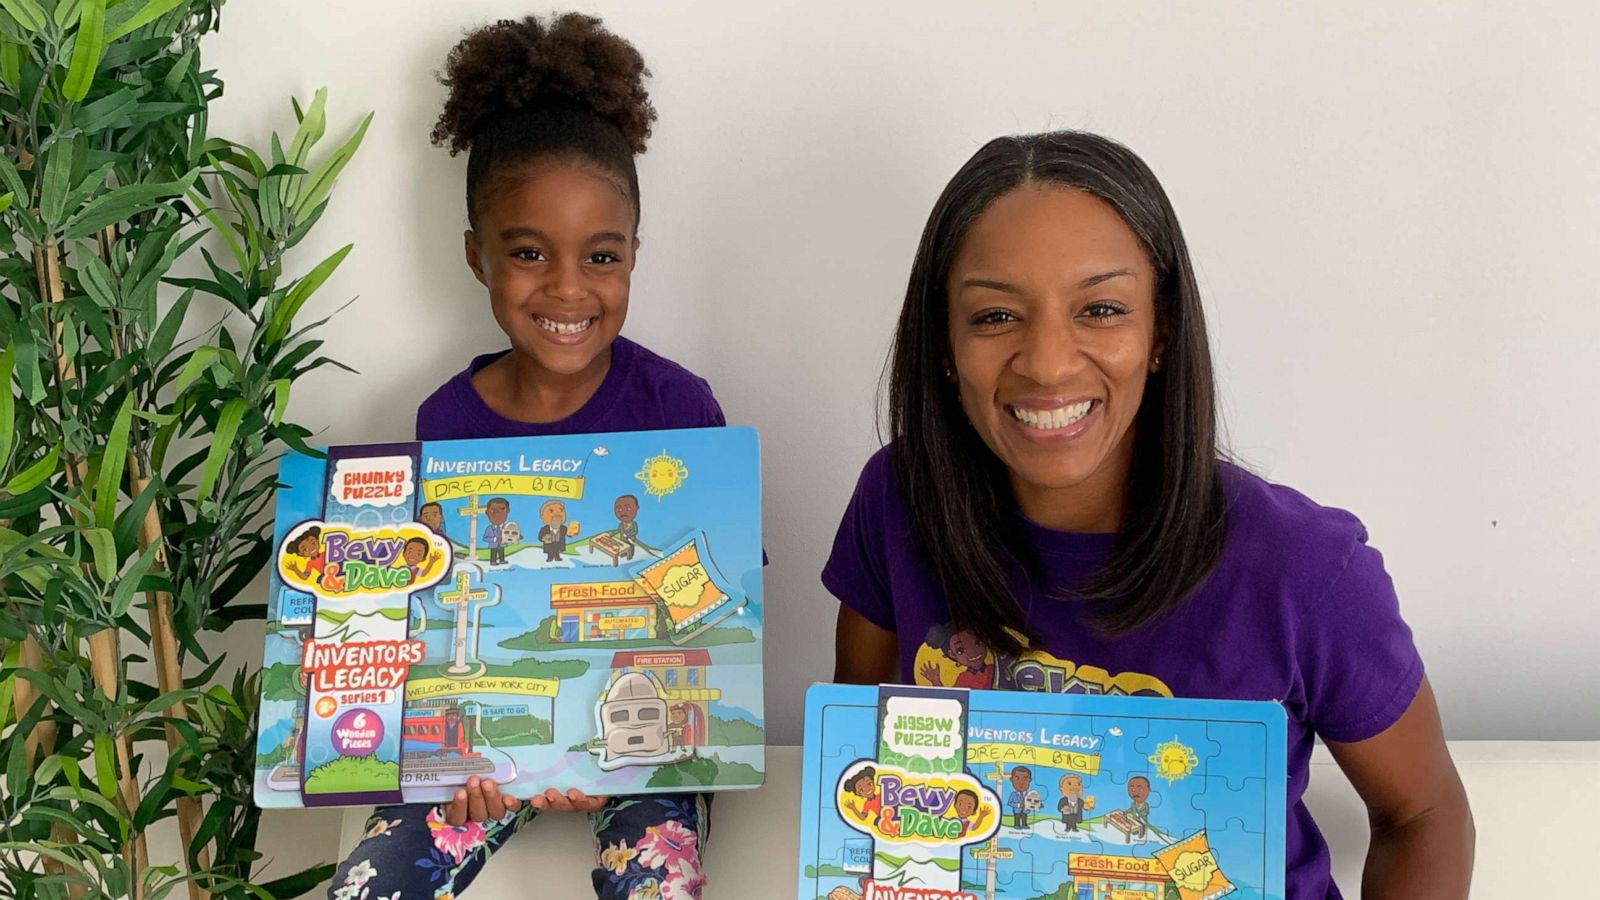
[798,684,1286,900]
[253,427,764,808]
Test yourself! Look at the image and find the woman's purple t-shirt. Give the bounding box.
[416,337,725,440]
[822,447,1423,900]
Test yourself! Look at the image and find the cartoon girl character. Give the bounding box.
[283,525,327,585]
[842,766,881,824]
[399,536,442,582]
[918,623,996,688]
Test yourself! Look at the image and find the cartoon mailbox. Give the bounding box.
[600,672,670,762]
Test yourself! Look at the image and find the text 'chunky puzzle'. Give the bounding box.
[254,427,764,808]
[799,685,1286,900]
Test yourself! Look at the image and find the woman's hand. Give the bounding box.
[443,776,521,826]
[530,787,608,814]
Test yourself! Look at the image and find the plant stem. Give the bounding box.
[37,235,149,898]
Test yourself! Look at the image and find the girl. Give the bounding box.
[284,526,326,585]
[330,14,717,900]
[826,132,1474,897]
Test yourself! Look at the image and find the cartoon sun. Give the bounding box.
[1148,737,1199,784]
[635,450,689,500]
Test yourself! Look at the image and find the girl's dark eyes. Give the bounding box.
[511,250,622,264]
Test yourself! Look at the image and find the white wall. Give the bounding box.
[204,0,1600,783]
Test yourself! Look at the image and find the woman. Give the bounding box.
[825,131,1473,897]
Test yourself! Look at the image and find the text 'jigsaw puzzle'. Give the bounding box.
[253,427,764,808]
[798,685,1286,900]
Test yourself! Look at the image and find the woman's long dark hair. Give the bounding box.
[887,131,1226,652]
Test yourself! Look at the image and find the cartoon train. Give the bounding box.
[402,703,482,761]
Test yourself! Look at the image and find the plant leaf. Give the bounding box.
[0,40,21,90]
[110,544,156,617]
[0,343,13,470]
[61,0,106,103]
[77,252,118,308]
[94,395,133,528]
[171,344,217,396]
[5,445,58,494]
[0,0,47,32]
[293,110,372,219]
[53,0,83,28]
[105,0,184,41]
[40,136,77,228]
[62,170,196,240]
[265,243,350,344]
[76,85,139,133]
[257,864,338,900]
[197,396,244,500]
[0,149,27,199]
[86,526,116,581]
[270,377,290,426]
[93,734,117,799]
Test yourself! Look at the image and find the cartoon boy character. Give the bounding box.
[612,494,640,559]
[951,789,990,837]
[1057,774,1093,832]
[283,525,327,585]
[400,536,441,582]
[482,497,512,567]
[918,624,996,689]
[1007,766,1039,830]
[537,500,580,563]
[418,502,445,536]
[842,766,881,825]
[1123,775,1153,841]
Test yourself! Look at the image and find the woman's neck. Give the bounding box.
[475,345,613,424]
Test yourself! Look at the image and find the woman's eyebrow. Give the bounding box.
[1078,268,1136,289]
[959,269,1135,294]
[959,277,1022,294]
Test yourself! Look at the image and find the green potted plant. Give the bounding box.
[1,1,369,896]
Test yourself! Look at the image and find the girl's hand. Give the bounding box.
[443,776,521,826]
[918,660,942,684]
[530,787,609,814]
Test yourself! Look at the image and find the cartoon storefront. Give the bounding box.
[610,650,718,747]
[1068,853,1174,900]
[551,581,658,642]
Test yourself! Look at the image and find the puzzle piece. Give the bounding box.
[1189,773,1271,836]
[1134,716,1224,785]
[1206,719,1271,791]
[1186,809,1273,897]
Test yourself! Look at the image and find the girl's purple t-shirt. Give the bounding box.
[416,336,725,440]
[822,447,1423,900]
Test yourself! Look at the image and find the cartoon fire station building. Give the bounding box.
[599,671,671,764]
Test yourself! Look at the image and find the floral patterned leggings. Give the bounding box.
[328,794,710,900]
